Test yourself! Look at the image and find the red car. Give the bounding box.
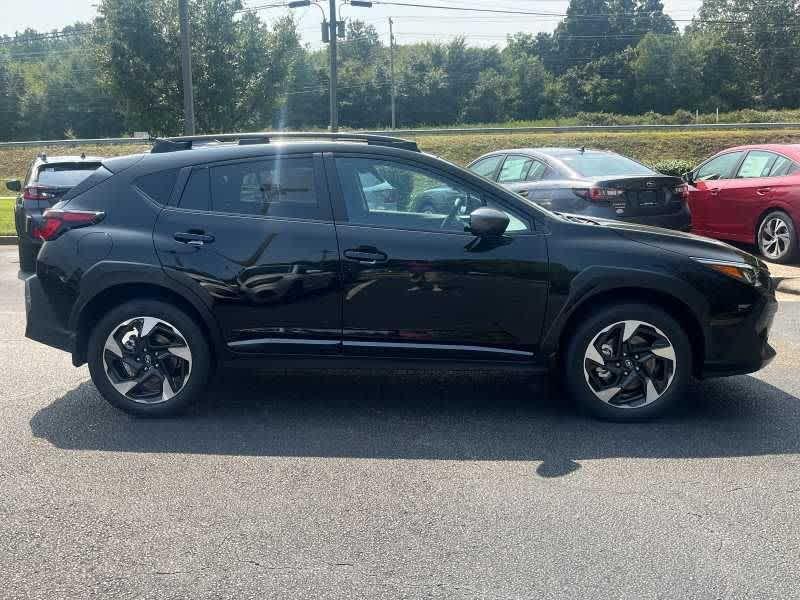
[685,144,800,263]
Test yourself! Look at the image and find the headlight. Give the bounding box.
[691,257,762,286]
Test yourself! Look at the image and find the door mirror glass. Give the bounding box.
[5,179,21,192]
[469,207,509,237]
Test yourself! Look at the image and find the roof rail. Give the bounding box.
[150,131,419,153]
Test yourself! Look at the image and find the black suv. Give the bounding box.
[6,153,103,271]
[25,133,777,420]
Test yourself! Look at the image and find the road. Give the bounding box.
[2,245,800,599]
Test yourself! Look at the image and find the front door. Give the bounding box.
[327,153,549,362]
[688,150,745,236]
[154,153,342,355]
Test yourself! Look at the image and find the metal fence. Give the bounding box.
[2,121,800,148]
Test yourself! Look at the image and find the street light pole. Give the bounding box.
[389,17,396,129]
[178,0,195,135]
[328,0,338,132]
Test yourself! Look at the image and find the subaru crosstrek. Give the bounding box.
[24,133,777,420]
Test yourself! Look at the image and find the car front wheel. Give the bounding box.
[563,303,691,421]
[87,300,211,416]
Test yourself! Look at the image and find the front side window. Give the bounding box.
[497,156,533,183]
[208,157,322,220]
[736,151,777,179]
[469,155,504,179]
[696,151,744,181]
[769,155,798,177]
[335,156,529,233]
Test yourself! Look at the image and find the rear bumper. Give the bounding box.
[699,290,778,378]
[25,274,75,355]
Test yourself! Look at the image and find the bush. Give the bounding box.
[650,159,695,176]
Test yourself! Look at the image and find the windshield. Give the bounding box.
[559,153,655,177]
[35,163,102,187]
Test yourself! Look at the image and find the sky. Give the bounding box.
[0,0,704,47]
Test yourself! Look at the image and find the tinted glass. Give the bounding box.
[135,168,180,203]
[335,156,529,233]
[696,151,744,181]
[559,153,653,177]
[736,151,777,178]
[526,160,547,181]
[36,163,101,187]
[209,157,322,220]
[469,155,503,179]
[178,168,210,211]
[498,156,533,183]
[770,155,796,177]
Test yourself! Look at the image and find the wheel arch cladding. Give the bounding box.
[72,282,220,368]
[555,287,705,377]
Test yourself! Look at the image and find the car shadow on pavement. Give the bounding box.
[30,370,800,478]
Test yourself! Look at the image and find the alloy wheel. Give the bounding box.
[759,216,791,260]
[102,317,192,404]
[583,320,676,409]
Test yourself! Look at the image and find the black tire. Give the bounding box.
[18,240,36,273]
[562,302,691,421]
[87,299,211,417]
[757,210,797,264]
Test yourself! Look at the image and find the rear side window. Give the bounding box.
[179,168,211,211]
[769,155,798,177]
[736,151,777,178]
[135,168,180,204]
[209,157,323,220]
[498,156,533,183]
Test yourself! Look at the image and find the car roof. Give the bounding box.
[717,144,800,160]
[475,147,619,160]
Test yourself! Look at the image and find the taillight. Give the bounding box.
[572,186,625,202]
[23,185,57,202]
[673,183,689,201]
[32,209,104,241]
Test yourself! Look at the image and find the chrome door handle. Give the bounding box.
[344,248,388,264]
[174,232,215,246]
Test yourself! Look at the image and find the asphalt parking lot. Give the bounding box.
[3,245,800,599]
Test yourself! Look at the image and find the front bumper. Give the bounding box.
[699,287,778,378]
[25,274,75,355]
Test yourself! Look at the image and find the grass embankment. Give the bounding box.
[0,198,15,236]
[2,128,800,188]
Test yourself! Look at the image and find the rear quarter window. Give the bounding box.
[135,168,180,204]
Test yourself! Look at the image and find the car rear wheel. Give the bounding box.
[563,303,690,421]
[87,300,211,417]
[17,240,36,273]
[758,211,797,264]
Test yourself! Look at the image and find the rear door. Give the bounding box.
[154,153,342,356]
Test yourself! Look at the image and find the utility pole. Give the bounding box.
[328,0,338,132]
[178,0,195,135]
[389,17,396,129]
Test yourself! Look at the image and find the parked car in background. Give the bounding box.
[683,144,800,263]
[467,148,691,231]
[6,153,103,271]
[23,132,776,422]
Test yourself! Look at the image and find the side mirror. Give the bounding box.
[5,179,21,192]
[468,207,509,237]
[681,171,695,185]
